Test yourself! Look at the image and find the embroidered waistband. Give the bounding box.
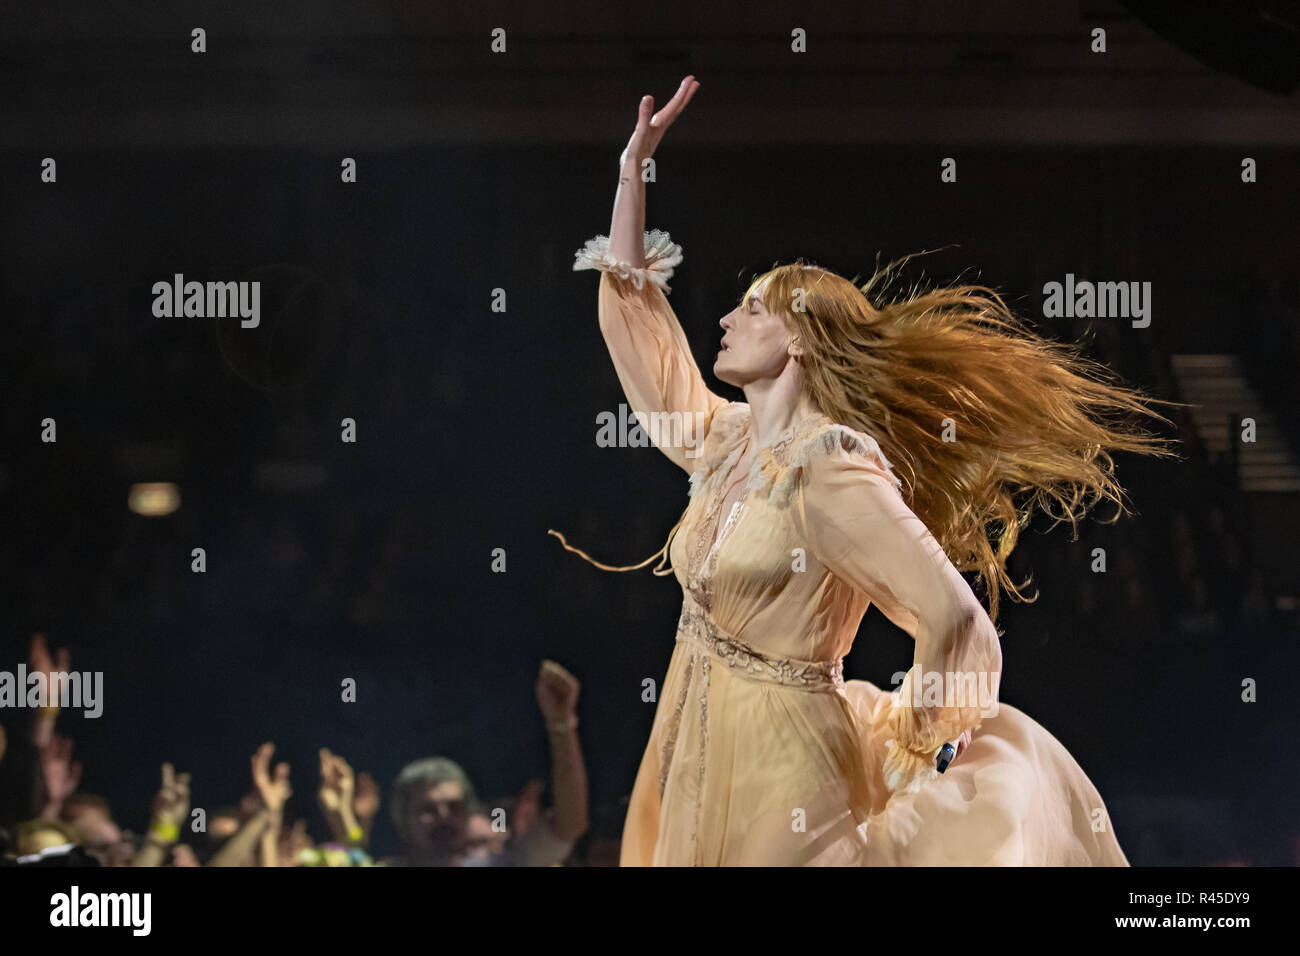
[675,599,844,693]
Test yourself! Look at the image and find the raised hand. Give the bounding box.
[29,634,69,748]
[149,762,191,843]
[619,75,700,170]
[353,771,380,821]
[535,659,580,725]
[317,748,355,815]
[29,632,69,679]
[251,742,291,813]
[129,762,191,865]
[38,733,82,813]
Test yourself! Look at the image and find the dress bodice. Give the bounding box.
[668,402,894,666]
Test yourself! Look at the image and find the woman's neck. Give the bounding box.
[744,376,821,449]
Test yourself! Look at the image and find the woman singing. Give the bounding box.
[552,76,1178,865]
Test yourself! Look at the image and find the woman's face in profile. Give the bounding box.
[715,281,800,387]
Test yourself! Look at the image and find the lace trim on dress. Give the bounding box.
[678,597,844,693]
[748,420,905,509]
[572,228,684,293]
[658,653,694,800]
[686,402,750,499]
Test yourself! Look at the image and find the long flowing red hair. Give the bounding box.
[745,252,1184,621]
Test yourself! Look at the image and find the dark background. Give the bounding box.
[1,0,1297,864]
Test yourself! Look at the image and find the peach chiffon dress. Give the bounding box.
[566,230,1130,866]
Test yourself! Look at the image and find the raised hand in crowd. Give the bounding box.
[534,659,589,847]
[133,762,190,867]
[27,634,69,750]
[251,742,291,866]
[318,747,366,848]
[353,770,380,838]
[37,734,81,822]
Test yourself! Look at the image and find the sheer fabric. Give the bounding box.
[572,231,1130,866]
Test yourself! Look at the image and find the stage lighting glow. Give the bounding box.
[128,482,180,516]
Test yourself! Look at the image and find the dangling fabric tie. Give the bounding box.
[547,509,686,577]
[547,402,750,579]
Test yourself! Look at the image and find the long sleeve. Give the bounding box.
[792,426,1004,796]
[574,230,729,475]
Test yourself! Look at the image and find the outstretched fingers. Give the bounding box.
[651,75,699,128]
[251,742,274,788]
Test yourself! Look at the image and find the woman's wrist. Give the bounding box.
[618,153,647,183]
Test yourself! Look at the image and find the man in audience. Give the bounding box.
[388,660,588,866]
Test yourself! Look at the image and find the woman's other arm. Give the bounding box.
[794,429,1003,793]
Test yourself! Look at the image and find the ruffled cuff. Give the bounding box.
[880,666,987,796]
[573,228,683,293]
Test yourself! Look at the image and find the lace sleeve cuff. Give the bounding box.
[573,228,683,293]
[880,666,988,796]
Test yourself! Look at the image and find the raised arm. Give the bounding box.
[574,76,729,474]
[533,660,588,855]
[609,78,697,272]
[793,426,1004,795]
[134,762,190,867]
[206,808,272,867]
